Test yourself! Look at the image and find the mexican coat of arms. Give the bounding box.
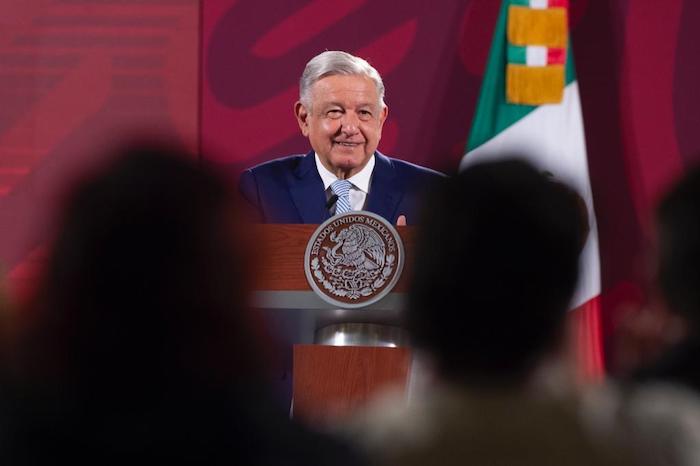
[304,211,405,308]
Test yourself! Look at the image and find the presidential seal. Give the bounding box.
[304,211,405,309]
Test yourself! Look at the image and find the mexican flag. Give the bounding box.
[461,0,604,379]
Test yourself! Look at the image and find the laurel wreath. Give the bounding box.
[311,255,395,300]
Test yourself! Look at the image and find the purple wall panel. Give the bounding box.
[0,0,200,298]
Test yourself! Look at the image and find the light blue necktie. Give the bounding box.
[330,179,353,215]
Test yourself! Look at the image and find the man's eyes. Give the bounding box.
[324,109,373,119]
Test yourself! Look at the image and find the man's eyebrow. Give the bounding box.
[320,101,376,110]
[321,101,344,109]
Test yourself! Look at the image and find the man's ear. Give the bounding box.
[379,105,389,139]
[295,101,310,137]
[378,105,389,132]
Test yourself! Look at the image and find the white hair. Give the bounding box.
[299,50,386,110]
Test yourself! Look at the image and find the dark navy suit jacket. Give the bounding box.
[239,151,443,224]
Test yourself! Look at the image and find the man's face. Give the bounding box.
[295,74,388,179]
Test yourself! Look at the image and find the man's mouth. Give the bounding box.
[334,141,362,147]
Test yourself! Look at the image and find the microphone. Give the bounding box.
[325,194,339,210]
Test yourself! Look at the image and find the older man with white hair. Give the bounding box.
[239,50,443,224]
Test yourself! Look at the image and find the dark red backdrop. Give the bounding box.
[3,0,700,363]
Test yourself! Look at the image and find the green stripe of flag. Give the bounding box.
[466,0,577,152]
[507,44,527,64]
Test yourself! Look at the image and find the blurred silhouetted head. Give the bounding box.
[19,142,262,397]
[4,140,363,466]
[408,159,586,385]
[656,166,700,333]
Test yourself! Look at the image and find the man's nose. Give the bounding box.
[340,112,360,135]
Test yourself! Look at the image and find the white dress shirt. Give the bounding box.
[315,153,375,212]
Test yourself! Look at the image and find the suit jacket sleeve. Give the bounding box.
[238,169,263,222]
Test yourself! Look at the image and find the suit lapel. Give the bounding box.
[288,151,330,224]
[365,152,402,222]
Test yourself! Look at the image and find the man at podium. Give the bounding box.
[239,50,443,224]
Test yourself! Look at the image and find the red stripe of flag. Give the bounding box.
[548,0,569,8]
[571,296,605,382]
[547,47,566,65]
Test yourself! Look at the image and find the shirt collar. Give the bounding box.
[314,152,375,193]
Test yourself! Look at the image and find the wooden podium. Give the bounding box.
[252,224,415,424]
